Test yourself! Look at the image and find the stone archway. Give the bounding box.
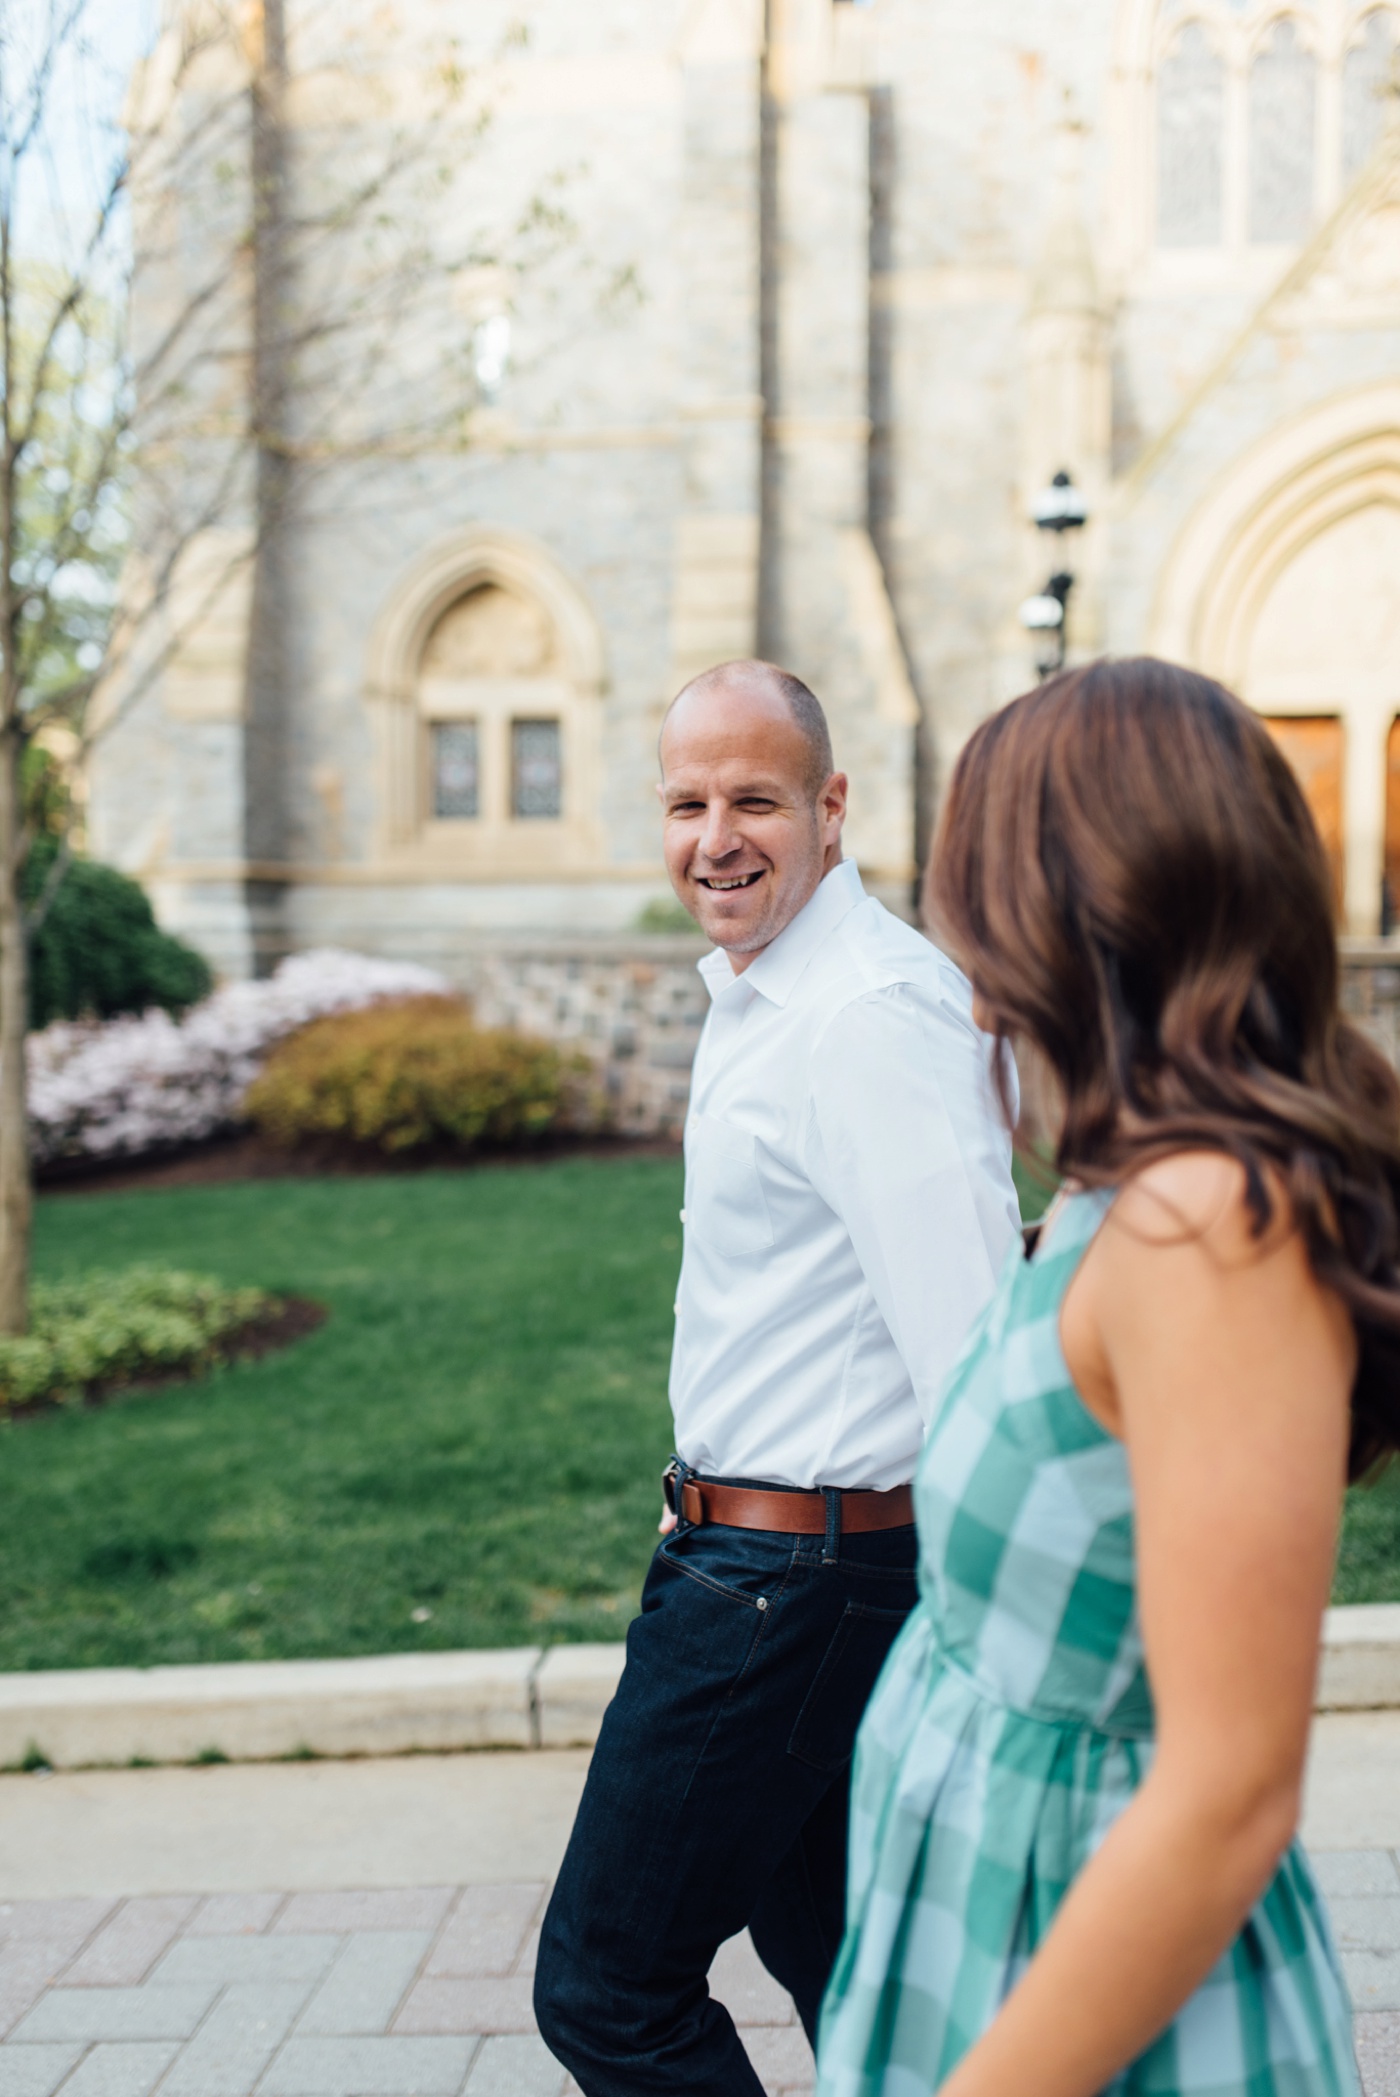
[1148,382,1400,932]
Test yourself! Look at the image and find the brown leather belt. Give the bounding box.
[666,1467,914,1535]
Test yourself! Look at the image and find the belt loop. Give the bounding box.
[664,1457,697,1531]
[822,1487,841,1566]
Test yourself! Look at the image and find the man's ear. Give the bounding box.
[821,772,850,829]
[656,780,666,803]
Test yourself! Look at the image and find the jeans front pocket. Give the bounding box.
[787,1602,910,1774]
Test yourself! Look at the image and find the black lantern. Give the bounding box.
[1019,471,1088,678]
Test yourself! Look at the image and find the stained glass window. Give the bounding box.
[431,721,480,820]
[1157,25,1226,244]
[1344,12,1397,182]
[1249,21,1316,241]
[511,718,562,819]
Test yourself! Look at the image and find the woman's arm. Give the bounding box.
[935,1153,1355,2097]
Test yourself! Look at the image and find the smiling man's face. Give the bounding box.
[658,675,848,970]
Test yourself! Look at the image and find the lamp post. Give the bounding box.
[1018,469,1089,679]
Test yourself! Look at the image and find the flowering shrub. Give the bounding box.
[0,1268,271,1411]
[244,995,587,1153]
[29,949,449,1165]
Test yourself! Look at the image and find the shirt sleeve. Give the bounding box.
[802,976,1021,1425]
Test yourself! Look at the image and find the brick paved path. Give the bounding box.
[0,1884,814,2097]
[4,1850,1400,2095]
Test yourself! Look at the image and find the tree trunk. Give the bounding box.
[0,714,31,1334]
[243,0,292,978]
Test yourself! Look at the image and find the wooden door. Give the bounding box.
[1386,717,1400,930]
[1261,715,1344,912]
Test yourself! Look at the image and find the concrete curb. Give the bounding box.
[1316,1603,1400,1710]
[2,1608,1396,1771]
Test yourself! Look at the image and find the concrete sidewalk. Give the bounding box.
[1,1714,1398,2097]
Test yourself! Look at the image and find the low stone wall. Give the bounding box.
[1341,944,1400,1067]
[443,937,1400,1143]
[455,936,711,1140]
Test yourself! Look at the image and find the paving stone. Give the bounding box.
[396,1977,536,2036]
[1329,1899,1400,1952]
[260,2035,476,2095]
[64,1899,200,1987]
[739,2026,814,2089]
[1312,1852,1400,1899]
[187,1895,284,1937]
[59,2042,183,2097]
[1356,2011,1400,2097]
[1,1948,83,2041]
[10,1986,218,2044]
[425,1890,544,1979]
[1344,1953,1400,2013]
[151,1937,339,1989]
[276,1892,454,1936]
[512,1930,540,1983]
[161,1980,314,2097]
[710,1933,797,2028]
[295,1933,433,2036]
[0,1904,115,1955]
[464,2035,566,2096]
[0,2044,84,2097]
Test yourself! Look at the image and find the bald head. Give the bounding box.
[662,660,834,798]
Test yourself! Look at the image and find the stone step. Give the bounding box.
[3,1608,1397,1771]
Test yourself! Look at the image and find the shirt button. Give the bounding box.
[756,1597,769,1612]
[679,1208,687,1222]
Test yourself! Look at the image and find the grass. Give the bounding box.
[4,1161,683,1671]
[2,1153,1394,1674]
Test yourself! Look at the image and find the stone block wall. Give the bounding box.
[460,937,710,1140]
[455,940,1400,1146]
[1341,947,1400,1070]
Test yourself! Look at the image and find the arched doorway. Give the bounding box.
[1149,387,1400,933]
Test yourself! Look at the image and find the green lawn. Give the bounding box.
[6,1162,683,1671]
[2,1155,1394,1675]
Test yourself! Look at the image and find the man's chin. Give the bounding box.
[694,908,773,955]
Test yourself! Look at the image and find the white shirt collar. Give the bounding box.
[696,859,866,1009]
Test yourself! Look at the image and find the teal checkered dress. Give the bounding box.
[816,1188,1357,2097]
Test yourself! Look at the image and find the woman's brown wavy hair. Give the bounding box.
[928,656,1400,1478]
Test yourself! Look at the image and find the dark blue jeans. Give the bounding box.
[533,1515,918,2096]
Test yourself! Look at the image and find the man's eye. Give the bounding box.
[668,802,705,817]
[737,799,776,812]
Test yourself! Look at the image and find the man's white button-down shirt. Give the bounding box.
[670,858,1020,1492]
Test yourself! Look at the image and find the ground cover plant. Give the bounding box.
[0,1267,270,1411]
[1,1155,1392,1675]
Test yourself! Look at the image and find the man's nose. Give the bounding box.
[697,803,740,863]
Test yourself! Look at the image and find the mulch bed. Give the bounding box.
[38,1130,682,1198]
[4,1295,329,1425]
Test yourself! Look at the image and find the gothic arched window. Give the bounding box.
[1249,21,1317,242]
[1157,23,1227,244]
[1344,11,1398,181]
[418,583,569,830]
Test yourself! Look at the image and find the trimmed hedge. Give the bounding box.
[26,839,213,1030]
[0,1267,270,1411]
[243,995,588,1154]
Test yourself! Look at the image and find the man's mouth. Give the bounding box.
[696,872,764,893]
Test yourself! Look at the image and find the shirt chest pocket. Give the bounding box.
[687,1114,775,1259]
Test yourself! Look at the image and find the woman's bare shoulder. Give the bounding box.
[1106,1150,1294,1266]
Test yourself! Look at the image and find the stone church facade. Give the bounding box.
[93,0,1400,986]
